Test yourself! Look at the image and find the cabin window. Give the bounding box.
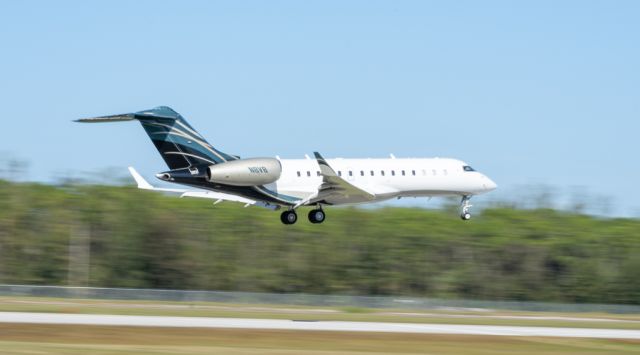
[338,171,342,176]
[422,169,426,176]
[370,170,374,176]
[432,169,437,175]
[391,170,395,176]
[402,170,406,176]
[381,170,385,176]
[307,171,311,177]
[349,171,353,176]
[360,170,364,176]
[412,170,416,176]
[443,169,448,176]
[297,171,301,177]
[317,171,321,176]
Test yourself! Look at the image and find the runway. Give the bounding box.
[0,312,638,339]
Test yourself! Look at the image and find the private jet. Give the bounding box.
[77,106,497,224]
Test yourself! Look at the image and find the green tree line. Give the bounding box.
[0,179,638,304]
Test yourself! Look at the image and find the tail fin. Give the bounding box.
[77,106,237,169]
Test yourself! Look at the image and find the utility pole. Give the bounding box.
[68,219,90,287]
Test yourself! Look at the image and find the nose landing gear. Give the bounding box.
[460,195,472,221]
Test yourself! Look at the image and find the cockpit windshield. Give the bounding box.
[463,165,475,172]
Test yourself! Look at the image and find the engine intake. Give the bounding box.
[206,158,282,186]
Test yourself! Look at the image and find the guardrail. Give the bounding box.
[0,284,638,314]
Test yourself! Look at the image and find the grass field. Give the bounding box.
[0,296,639,354]
[0,296,638,330]
[0,324,638,354]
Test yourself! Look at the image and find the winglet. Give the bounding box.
[311,151,376,202]
[127,167,189,193]
[128,167,154,190]
[313,151,338,177]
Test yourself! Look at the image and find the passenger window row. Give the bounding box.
[296,169,449,177]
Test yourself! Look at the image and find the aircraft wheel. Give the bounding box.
[461,212,471,221]
[280,210,298,225]
[308,209,325,224]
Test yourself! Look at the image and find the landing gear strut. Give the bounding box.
[280,210,298,225]
[460,195,472,221]
[308,208,326,224]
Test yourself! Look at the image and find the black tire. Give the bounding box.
[308,209,326,224]
[281,210,297,225]
[461,212,471,221]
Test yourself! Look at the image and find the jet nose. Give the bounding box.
[483,176,497,191]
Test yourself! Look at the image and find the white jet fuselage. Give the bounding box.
[78,106,497,224]
[273,157,497,205]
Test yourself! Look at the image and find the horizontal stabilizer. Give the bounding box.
[75,114,135,123]
[75,107,182,123]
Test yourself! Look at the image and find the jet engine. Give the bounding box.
[206,158,282,186]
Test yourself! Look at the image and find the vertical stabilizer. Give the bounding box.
[77,106,237,170]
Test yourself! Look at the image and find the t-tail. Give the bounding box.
[76,106,237,170]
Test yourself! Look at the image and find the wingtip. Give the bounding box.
[128,167,153,190]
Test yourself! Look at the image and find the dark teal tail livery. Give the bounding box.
[76,106,237,170]
[77,106,299,208]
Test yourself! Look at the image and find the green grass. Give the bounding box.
[339,306,374,314]
[0,324,637,354]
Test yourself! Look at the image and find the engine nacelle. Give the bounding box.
[206,158,282,186]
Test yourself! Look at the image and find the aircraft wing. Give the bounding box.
[295,152,375,207]
[128,167,278,210]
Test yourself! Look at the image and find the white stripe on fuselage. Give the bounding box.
[273,158,494,204]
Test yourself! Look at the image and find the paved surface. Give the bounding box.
[7,298,640,323]
[0,312,638,339]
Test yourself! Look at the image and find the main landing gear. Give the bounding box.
[280,207,326,225]
[280,210,298,225]
[308,208,325,224]
[460,195,472,221]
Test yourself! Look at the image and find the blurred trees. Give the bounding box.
[0,179,638,305]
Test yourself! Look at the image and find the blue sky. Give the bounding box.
[0,1,638,216]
